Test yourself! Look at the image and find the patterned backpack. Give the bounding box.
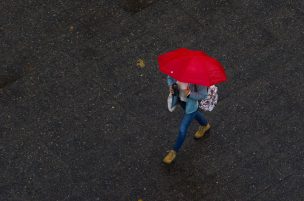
[194,85,218,112]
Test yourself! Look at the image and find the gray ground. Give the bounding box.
[1,0,304,201]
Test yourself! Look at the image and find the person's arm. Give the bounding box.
[187,85,208,100]
[166,75,176,86]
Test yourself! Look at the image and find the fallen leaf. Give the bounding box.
[24,63,34,73]
[136,59,145,68]
[69,25,75,32]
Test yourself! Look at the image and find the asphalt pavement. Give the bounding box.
[1,0,304,201]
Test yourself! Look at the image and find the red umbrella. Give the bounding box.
[158,48,227,86]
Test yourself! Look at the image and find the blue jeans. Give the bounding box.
[173,101,208,151]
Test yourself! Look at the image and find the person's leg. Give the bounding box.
[194,110,208,126]
[163,101,194,164]
[173,112,196,151]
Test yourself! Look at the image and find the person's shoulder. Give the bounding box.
[197,85,208,90]
[197,84,207,88]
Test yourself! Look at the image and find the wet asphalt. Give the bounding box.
[1,0,304,200]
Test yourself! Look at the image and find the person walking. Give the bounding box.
[162,75,211,164]
[158,48,227,165]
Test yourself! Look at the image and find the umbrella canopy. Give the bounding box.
[158,48,227,86]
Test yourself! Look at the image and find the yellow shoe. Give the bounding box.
[162,150,176,164]
[194,123,211,139]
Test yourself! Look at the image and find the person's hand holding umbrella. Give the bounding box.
[185,85,191,97]
[169,85,174,95]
